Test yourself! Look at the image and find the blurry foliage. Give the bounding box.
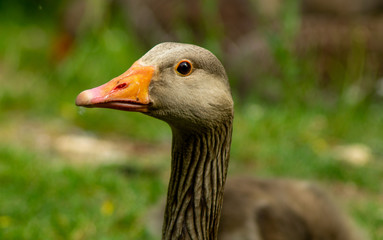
[0,145,164,239]
[1,0,382,107]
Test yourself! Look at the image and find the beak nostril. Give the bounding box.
[113,83,128,91]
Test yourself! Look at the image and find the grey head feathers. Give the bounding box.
[139,42,234,130]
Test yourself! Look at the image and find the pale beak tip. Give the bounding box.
[75,90,93,107]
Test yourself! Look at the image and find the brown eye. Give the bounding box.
[175,60,193,76]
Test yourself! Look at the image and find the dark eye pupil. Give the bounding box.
[177,61,191,75]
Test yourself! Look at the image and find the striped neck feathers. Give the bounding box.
[162,119,233,240]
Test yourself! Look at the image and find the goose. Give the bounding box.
[76,42,366,240]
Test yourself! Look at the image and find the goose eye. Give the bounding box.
[175,60,192,76]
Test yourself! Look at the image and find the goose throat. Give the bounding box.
[162,121,233,240]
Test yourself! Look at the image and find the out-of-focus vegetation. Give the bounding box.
[0,0,382,239]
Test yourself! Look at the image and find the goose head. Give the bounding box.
[76,42,233,130]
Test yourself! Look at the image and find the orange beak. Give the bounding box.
[75,62,155,112]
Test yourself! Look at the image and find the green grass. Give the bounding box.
[1,3,382,239]
[1,105,382,239]
[232,104,383,191]
[0,145,164,240]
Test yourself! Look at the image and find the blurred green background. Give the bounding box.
[0,0,382,239]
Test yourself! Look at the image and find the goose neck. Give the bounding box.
[162,121,233,240]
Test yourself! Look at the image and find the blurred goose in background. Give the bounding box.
[76,42,367,240]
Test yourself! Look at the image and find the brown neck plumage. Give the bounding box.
[162,120,233,240]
